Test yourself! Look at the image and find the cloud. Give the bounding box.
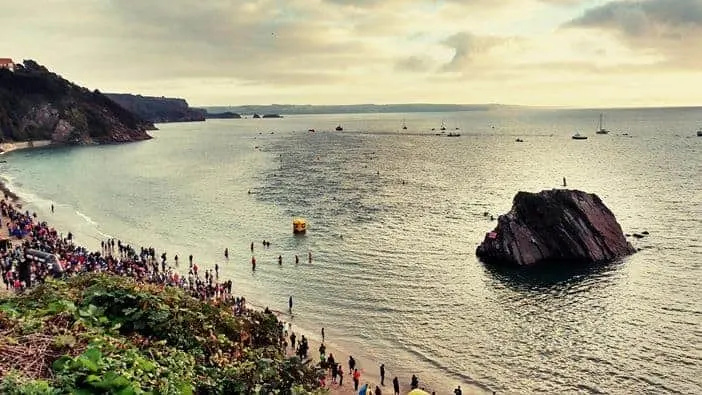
[395,55,434,72]
[565,0,702,68]
[440,32,508,72]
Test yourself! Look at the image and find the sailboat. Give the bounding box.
[596,113,610,134]
[402,119,407,130]
[335,124,343,131]
[572,132,588,140]
[440,120,447,131]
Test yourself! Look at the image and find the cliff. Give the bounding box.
[106,93,207,123]
[476,189,635,266]
[0,60,153,145]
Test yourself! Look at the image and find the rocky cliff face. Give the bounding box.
[476,189,635,266]
[0,60,153,144]
[105,93,206,123]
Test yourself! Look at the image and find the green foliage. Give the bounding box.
[0,60,151,143]
[0,372,61,395]
[0,273,322,394]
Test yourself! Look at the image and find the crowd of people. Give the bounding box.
[1,197,470,394]
[0,198,247,316]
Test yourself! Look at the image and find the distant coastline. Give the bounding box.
[203,103,702,116]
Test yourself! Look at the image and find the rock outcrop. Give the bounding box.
[0,60,153,144]
[105,93,206,123]
[476,189,635,266]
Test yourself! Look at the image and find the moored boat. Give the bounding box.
[572,133,588,140]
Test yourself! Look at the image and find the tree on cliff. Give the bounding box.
[0,60,153,144]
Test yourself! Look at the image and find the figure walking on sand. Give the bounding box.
[51,204,54,213]
[289,296,293,313]
[321,327,325,343]
[224,248,228,259]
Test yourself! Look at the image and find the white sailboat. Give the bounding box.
[596,113,610,134]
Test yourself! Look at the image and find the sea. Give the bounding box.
[1,108,701,394]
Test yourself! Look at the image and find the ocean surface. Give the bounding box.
[2,108,701,394]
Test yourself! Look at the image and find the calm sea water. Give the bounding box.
[2,108,701,394]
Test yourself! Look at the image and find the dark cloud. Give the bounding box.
[566,0,702,68]
[568,0,702,35]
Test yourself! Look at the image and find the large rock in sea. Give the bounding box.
[476,189,635,266]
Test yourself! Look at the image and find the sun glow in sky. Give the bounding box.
[2,0,701,107]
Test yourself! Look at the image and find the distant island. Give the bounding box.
[205,111,242,119]
[205,103,520,116]
[106,93,207,123]
[0,60,152,145]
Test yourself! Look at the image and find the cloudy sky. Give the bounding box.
[2,0,701,107]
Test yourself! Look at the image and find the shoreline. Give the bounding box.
[0,171,481,395]
[0,140,53,155]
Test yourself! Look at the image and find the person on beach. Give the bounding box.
[338,365,344,386]
[251,256,256,271]
[410,374,419,389]
[174,254,178,267]
[392,377,400,395]
[308,251,312,263]
[295,254,299,264]
[51,204,54,213]
[454,385,463,395]
[289,296,293,313]
[189,254,193,265]
[290,332,296,350]
[353,368,361,391]
[331,362,338,384]
[375,385,382,395]
[250,242,254,253]
[278,255,282,265]
[321,327,325,343]
[349,356,356,372]
[380,363,385,386]
[224,248,228,259]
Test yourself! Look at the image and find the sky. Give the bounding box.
[1,0,701,107]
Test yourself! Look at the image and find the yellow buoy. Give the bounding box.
[293,218,307,234]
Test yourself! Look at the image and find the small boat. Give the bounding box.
[515,138,524,142]
[447,132,460,137]
[572,133,588,140]
[335,125,343,131]
[697,129,702,137]
[402,119,407,130]
[596,113,610,134]
[308,129,315,132]
[293,218,307,234]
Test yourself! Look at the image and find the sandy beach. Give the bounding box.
[0,178,461,395]
[0,140,52,154]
